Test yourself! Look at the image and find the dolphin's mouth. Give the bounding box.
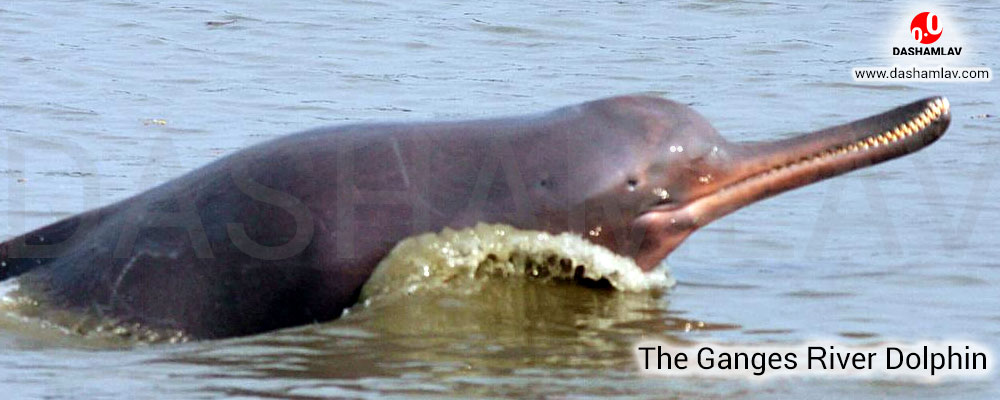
[684,96,951,228]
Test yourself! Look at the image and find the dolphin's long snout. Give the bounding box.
[685,96,951,229]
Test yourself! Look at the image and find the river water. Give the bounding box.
[1,1,998,398]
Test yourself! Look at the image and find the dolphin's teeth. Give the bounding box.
[807,108,938,164]
[941,97,950,111]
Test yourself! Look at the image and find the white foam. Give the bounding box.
[360,223,674,305]
[0,279,20,308]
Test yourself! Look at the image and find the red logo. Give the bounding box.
[910,12,942,44]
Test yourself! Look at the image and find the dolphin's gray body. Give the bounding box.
[0,95,950,338]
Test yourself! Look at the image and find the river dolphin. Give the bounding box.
[0,95,951,338]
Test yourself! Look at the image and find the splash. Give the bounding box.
[358,223,674,309]
[0,278,187,346]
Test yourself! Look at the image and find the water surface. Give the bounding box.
[1,1,998,398]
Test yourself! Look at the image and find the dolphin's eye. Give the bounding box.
[626,177,639,191]
[538,177,553,189]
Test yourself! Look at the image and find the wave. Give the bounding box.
[356,223,674,311]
